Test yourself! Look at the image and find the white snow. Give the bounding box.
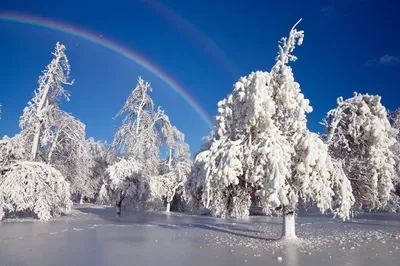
[0,205,398,266]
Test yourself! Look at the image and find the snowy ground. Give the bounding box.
[0,205,399,266]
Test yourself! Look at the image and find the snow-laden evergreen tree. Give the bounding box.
[191,20,354,239]
[19,42,73,161]
[158,122,192,212]
[102,77,169,217]
[0,161,72,220]
[47,111,95,203]
[323,93,397,210]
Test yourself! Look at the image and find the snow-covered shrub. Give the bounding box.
[0,161,72,220]
[101,158,152,215]
[383,193,400,213]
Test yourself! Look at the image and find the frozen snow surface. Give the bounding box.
[0,205,399,266]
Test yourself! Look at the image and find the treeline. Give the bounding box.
[0,43,191,220]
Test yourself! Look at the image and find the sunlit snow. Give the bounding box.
[0,205,399,266]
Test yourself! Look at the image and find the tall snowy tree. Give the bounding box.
[323,93,397,210]
[189,20,354,239]
[47,111,95,203]
[19,42,73,161]
[102,77,169,217]
[0,43,78,221]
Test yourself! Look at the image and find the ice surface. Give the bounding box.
[0,205,399,266]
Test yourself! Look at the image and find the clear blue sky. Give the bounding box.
[0,0,399,154]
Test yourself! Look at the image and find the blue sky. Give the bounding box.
[0,0,399,154]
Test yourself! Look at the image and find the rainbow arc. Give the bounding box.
[0,11,214,129]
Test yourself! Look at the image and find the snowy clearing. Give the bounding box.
[0,205,399,266]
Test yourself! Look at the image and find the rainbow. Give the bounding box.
[0,11,214,129]
[141,0,239,77]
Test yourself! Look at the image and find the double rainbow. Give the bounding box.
[142,0,238,77]
[0,11,214,129]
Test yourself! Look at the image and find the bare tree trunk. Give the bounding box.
[31,121,42,161]
[116,206,121,218]
[135,93,146,135]
[168,148,172,168]
[136,111,141,135]
[47,129,60,162]
[79,195,84,205]
[116,197,123,218]
[166,202,171,212]
[281,206,297,240]
[31,78,53,161]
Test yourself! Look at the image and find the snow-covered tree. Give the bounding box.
[190,20,354,239]
[388,109,400,211]
[0,161,72,220]
[159,123,191,212]
[323,93,397,210]
[19,42,73,161]
[47,111,95,203]
[103,77,169,217]
[113,77,158,156]
[87,138,117,202]
[0,44,78,221]
[102,158,150,217]
[185,150,210,213]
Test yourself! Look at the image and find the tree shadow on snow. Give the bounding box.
[75,206,284,236]
[179,223,279,241]
[214,225,264,234]
[76,206,192,226]
[76,206,116,219]
[157,224,181,230]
